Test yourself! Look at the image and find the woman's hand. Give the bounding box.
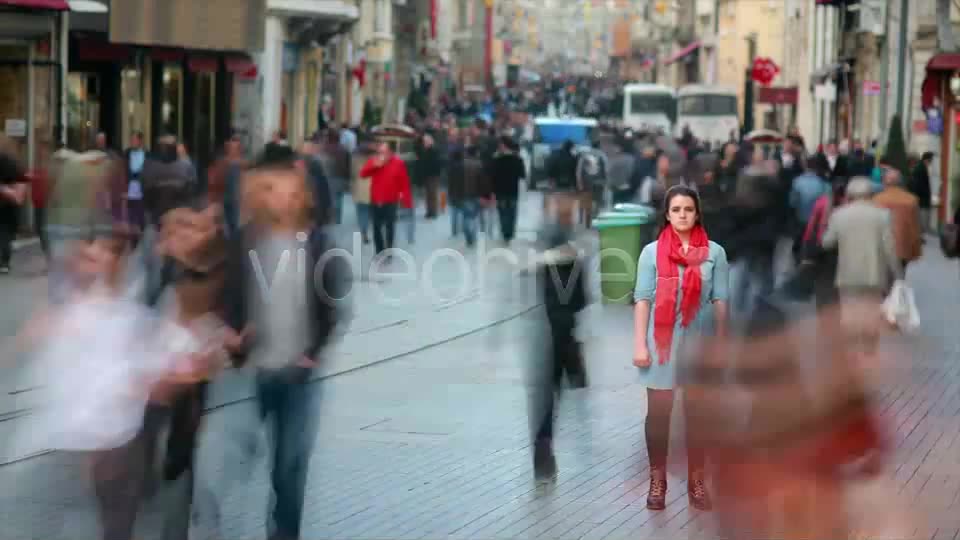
[633,345,651,368]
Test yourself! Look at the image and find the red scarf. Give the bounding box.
[653,224,710,364]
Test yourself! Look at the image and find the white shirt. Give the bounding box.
[250,234,310,370]
[20,292,184,452]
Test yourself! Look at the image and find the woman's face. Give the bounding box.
[666,194,698,233]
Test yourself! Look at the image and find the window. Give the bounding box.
[459,0,470,30]
[678,94,737,116]
[628,93,677,123]
[161,66,183,137]
[374,0,389,34]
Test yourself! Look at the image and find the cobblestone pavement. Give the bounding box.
[1,195,959,539]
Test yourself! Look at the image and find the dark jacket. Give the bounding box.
[847,151,875,179]
[910,161,932,209]
[817,152,849,183]
[415,144,445,180]
[224,224,351,363]
[319,142,351,182]
[142,149,197,226]
[305,155,334,224]
[490,152,525,199]
[456,156,492,200]
[547,148,578,190]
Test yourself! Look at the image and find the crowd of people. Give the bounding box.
[525,123,934,538]
[0,89,943,538]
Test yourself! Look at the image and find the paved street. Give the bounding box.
[0,194,959,539]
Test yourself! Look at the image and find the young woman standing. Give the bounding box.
[633,185,729,511]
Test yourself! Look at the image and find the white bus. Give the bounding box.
[676,85,740,147]
[622,83,676,135]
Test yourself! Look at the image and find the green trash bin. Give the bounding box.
[594,212,656,304]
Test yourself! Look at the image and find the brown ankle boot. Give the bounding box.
[688,470,712,511]
[646,467,667,510]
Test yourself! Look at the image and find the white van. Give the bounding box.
[622,83,677,135]
[676,85,740,147]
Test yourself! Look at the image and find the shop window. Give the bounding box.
[121,66,149,149]
[66,72,101,151]
[191,71,216,171]
[161,66,183,138]
[0,62,27,162]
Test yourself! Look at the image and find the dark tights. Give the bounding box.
[644,388,704,472]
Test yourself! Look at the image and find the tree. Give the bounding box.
[885,114,910,179]
[938,0,956,52]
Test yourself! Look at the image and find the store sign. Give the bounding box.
[757,86,798,105]
[815,82,837,102]
[110,0,266,52]
[862,80,882,96]
[4,119,26,138]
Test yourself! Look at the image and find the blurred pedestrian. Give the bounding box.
[607,138,637,204]
[714,141,739,196]
[528,193,588,482]
[30,139,53,261]
[123,132,147,241]
[725,164,783,314]
[822,177,903,360]
[575,139,608,226]
[546,140,578,192]
[223,148,350,540]
[872,168,922,272]
[208,133,247,236]
[0,135,26,274]
[416,132,444,219]
[633,185,729,511]
[447,145,491,247]
[351,141,374,244]
[910,152,934,234]
[490,136,525,244]
[318,129,351,225]
[339,123,357,153]
[638,153,671,208]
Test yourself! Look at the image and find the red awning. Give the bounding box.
[927,53,960,71]
[151,48,185,62]
[77,40,133,62]
[0,0,68,10]
[921,72,943,111]
[662,40,701,66]
[921,54,960,111]
[225,55,255,73]
[187,56,218,73]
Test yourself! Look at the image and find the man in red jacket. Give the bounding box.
[359,141,413,256]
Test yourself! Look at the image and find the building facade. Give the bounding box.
[0,1,70,172]
[715,0,787,132]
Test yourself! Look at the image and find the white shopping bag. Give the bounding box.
[882,280,920,334]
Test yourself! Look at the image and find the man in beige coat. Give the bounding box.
[872,168,922,270]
